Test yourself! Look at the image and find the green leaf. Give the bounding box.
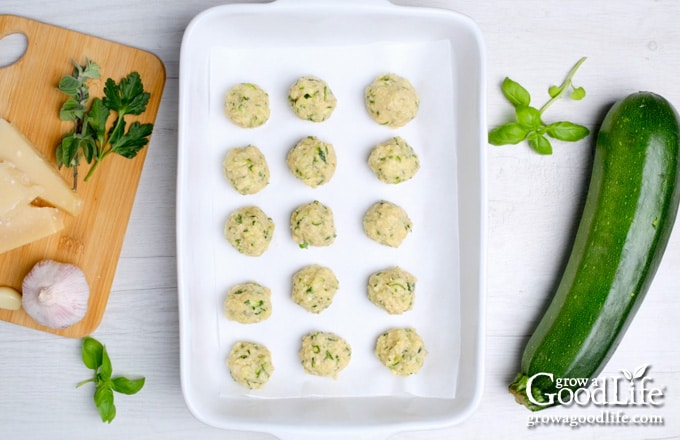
[94,385,116,423]
[55,141,65,169]
[111,377,145,395]
[59,97,85,121]
[111,122,153,158]
[488,122,529,146]
[528,132,553,155]
[87,98,110,144]
[57,134,97,169]
[501,77,531,108]
[548,85,562,98]
[102,78,122,111]
[80,59,101,81]
[100,346,113,381]
[119,72,144,101]
[545,121,590,141]
[81,137,96,164]
[56,134,77,169]
[82,336,104,370]
[125,90,150,116]
[58,75,81,96]
[104,72,150,115]
[571,86,586,100]
[515,106,543,130]
[108,117,126,149]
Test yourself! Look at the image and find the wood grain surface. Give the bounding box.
[0,14,165,337]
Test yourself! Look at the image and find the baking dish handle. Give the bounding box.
[271,0,395,6]
[271,430,393,440]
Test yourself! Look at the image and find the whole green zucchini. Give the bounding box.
[510,91,680,410]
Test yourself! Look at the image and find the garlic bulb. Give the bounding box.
[22,259,90,329]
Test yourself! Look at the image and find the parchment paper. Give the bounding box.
[206,40,460,400]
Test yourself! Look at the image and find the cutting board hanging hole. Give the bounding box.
[0,32,27,69]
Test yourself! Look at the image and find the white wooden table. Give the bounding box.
[1,1,678,439]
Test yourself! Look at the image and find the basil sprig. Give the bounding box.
[489,57,590,154]
[76,336,145,423]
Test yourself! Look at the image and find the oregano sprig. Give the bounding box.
[76,336,145,423]
[55,59,101,189]
[488,57,590,154]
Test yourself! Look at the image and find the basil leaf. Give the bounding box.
[82,337,103,370]
[94,385,116,423]
[571,86,586,100]
[528,132,553,155]
[515,106,542,130]
[111,376,145,395]
[100,346,113,381]
[545,121,590,141]
[501,77,531,108]
[548,85,562,98]
[488,122,528,146]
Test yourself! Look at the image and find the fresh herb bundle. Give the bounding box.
[76,336,145,423]
[56,59,154,188]
[488,57,590,154]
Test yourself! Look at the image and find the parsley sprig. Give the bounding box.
[488,57,590,154]
[56,59,154,188]
[76,336,145,423]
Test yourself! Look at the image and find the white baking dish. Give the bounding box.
[176,0,486,438]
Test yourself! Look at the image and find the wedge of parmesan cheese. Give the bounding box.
[0,119,82,254]
[0,118,82,216]
[0,161,44,216]
[0,161,65,253]
[0,203,65,254]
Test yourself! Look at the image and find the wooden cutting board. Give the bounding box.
[0,15,165,337]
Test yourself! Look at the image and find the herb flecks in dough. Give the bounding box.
[287,136,337,188]
[368,136,420,184]
[290,200,336,248]
[288,76,337,122]
[227,341,274,389]
[365,73,419,128]
[223,145,270,195]
[224,281,272,324]
[368,267,417,314]
[292,265,339,313]
[375,328,427,376]
[299,331,351,378]
[225,206,275,256]
[224,83,271,128]
[363,200,412,247]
